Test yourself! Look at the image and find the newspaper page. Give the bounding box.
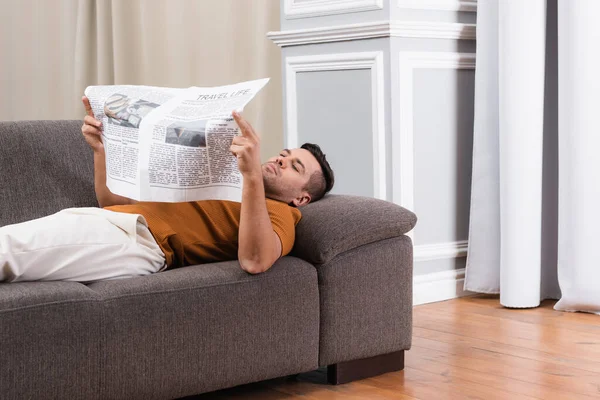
[84,78,269,203]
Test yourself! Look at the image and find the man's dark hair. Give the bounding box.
[301,143,334,202]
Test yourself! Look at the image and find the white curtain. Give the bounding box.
[0,0,282,159]
[465,0,600,314]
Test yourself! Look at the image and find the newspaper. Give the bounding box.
[84,78,269,203]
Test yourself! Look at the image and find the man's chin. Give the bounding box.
[262,171,271,185]
[263,180,283,202]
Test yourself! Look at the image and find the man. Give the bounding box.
[0,97,334,282]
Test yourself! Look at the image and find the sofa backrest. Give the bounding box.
[0,120,97,227]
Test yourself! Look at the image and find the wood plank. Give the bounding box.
[363,365,538,400]
[414,307,600,362]
[409,340,600,398]
[420,306,600,354]
[413,326,600,374]
[187,381,293,399]
[405,345,595,400]
[430,297,600,334]
[278,379,420,400]
[458,296,600,327]
[277,368,420,400]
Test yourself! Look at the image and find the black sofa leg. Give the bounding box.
[327,350,405,385]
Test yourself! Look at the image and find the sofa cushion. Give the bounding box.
[0,120,96,227]
[0,280,99,309]
[86,257,320,399]
[0,282,102,399]
[292,195,417,265]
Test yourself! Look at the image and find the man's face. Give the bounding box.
[262,148,321,207]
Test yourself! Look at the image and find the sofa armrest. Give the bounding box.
[291,195,417,265]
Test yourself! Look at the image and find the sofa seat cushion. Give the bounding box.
[85,257,320,399]
[292,195,417,265]
[0,282,102,400]
[0,280,99,310]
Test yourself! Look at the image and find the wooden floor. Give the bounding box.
[191,295,600,400]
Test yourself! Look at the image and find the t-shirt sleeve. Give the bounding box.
[267,200,302,257]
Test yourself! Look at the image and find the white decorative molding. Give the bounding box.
[268,21,476,47]
[284,0,383,19]
[398,0,477,12]
[414,240,468,262]
[394,51,476,242]
[413,268,474,306]
[285,52,386,200]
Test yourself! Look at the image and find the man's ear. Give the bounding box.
[291,192,311,207]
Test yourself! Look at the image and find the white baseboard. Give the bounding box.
[413,268,474,306]
[414,240,468,262]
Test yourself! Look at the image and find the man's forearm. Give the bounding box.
[238,173,281,274]
[93,150,135,208]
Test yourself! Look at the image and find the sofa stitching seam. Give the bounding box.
[0,269,312,312]
[97,270,310,302]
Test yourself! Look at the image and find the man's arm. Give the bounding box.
[231,111,281,274]
[81,96,137,208]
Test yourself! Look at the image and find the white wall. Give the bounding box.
[270,0,478,304]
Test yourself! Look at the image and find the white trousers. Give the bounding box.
[0,208,166,283]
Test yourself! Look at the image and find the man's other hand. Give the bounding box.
[230,111,262,177]
[81,96,104,153]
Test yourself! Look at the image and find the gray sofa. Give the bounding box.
[0,120,416,400]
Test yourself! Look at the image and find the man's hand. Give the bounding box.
[81,96,104,153]
[230,111,261,177]
[81,95,136,207]
[229,111,281,274]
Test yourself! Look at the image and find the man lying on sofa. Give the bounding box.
[0,97,334,283]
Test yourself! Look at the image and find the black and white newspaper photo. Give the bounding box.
[84,78,269,202]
